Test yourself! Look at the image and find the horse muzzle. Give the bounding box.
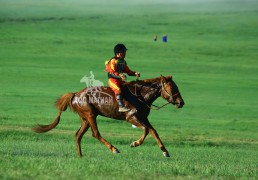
[172,97,184,108]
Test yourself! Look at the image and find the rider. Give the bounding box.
[105,43,140,112]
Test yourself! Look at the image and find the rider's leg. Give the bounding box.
[116,94,130,112]
[108,78,130,112]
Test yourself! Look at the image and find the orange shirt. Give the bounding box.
[106,58,135,77]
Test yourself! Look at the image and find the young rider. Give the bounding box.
[105,43,140,112]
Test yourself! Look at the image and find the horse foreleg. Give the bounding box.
[87,116,120,154]
[145,119,170,157]
[75,118,90,157]
[128,118,149,148]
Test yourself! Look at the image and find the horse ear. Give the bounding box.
[167,74,172,80]
[160,74,167,83]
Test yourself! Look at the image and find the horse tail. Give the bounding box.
[55,92,75,112]
[32,92,75,133]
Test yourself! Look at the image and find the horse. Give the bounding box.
[33,75,184,157]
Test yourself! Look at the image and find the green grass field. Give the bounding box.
[0,0,258,179]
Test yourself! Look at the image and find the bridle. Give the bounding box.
[127,79,178,110]
[161,81,179,103]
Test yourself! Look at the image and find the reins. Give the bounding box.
[146,102,171,110]
[126,78,172,110]
[161,81,179,98]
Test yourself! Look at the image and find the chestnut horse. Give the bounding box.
[33,75,184,157]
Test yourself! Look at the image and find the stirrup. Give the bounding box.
[118,106,130,112]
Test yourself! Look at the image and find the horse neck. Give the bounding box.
[136,80,161,104]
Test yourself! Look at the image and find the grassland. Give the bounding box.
[0,0,258,179]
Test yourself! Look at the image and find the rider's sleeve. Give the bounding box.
[109,59,120,76]
[124,61,136,76]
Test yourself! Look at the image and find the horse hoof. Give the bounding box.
[130,142,136,148]
[113,149,120,154]
[163,152,170,157]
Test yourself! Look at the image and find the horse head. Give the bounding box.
[160,75,184,108]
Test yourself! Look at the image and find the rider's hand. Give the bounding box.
[135,72,140,78]
[119,73,127,81]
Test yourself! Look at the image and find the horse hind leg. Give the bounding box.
[87,115,120,154]
[75,118,90,157]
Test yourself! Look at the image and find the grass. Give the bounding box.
[0,0,258,179]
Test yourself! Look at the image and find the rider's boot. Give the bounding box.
[116,94,130,112]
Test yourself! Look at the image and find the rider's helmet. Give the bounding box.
[114,44,127,55]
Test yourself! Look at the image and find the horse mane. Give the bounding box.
[125,76,172,86]
[125,77,160,86]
